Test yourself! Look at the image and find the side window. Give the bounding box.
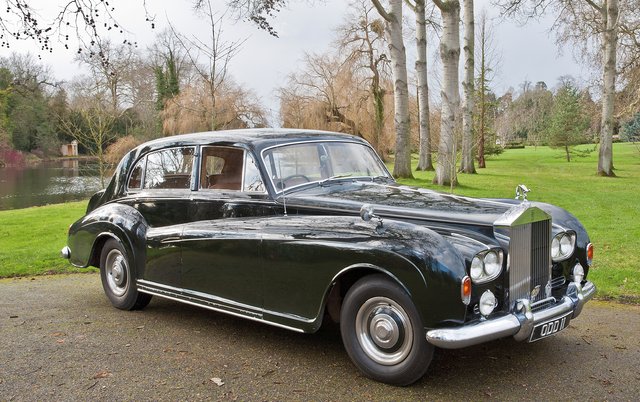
[243,153,265,193]
[127,158,145,190]
[144,148,195,189]
[200,147,244,191]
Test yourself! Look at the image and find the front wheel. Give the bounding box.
[100,238,151,310]
[340,274,433,386]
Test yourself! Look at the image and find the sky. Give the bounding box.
[5,0,593,125]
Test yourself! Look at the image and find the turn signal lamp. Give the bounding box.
[586,243,594,266]
[461,276,472,305]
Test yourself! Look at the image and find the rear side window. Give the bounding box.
[143,148,195,189]
[127,160,144,190]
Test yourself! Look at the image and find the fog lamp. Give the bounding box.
[573,264,585,284]
[479,290,497,316]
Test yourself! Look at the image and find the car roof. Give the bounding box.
[135,128,368,155]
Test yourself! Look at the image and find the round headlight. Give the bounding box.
[470,256,484,280]
[551,237,561,259]
[484,251,501,276]
[573,264,585,283]
[479,290,497,316]
[552,232,576,261]
[560,235,572,255]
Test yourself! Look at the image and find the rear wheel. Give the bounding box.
[100,238,151,310]
[340,274,433,385]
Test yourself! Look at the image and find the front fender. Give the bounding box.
[248,215,468,331]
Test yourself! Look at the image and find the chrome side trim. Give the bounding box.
[137,280,306,333]
[425,281,596,349]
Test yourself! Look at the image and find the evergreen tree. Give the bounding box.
[547,81,590,161]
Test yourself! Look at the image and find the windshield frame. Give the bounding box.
[260,139,393,194]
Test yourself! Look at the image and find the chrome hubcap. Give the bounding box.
[355,297,413,366]
[105,249,128,297]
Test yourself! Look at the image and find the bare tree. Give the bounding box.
[459,0,475,173]
[475,8,501,168]
[162,78,267,135]
[279,52,367,137]
[171,0,246,131]
[75,40,139,113]
[336,0,391,158]
[406,0,436,171]
[58,100,119,187]
[372,0,413,178]
[0,1,153,57]
[432,0,461,187]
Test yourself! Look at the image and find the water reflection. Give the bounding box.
[0,159,103,210]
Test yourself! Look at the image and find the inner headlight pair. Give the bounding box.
[470,249,504,283]
[551,232,576,261]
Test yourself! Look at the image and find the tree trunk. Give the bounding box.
[460,0,476,174]
[372,86,386,159]
[415,0,434,171]
[477,13,487,169]
[598,0,617,177]
[565,145,571,162]
[433,0,460,187]
[386,0,413,178]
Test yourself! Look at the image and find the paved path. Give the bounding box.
[1,274,639,401]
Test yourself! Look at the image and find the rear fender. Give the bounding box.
[68,203,148,276]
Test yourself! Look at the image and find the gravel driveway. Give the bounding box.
[1,273,639,401]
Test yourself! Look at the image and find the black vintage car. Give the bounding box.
[62,129,596,385]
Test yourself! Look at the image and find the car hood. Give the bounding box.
[281,181,513,227]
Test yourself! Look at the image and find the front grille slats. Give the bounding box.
[497,205,552,311]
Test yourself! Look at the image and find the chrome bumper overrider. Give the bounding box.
[426,281,596,349]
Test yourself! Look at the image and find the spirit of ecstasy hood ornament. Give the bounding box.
[515,184,531,201]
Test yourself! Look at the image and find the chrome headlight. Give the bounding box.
[551,232,576,261]
[470,249,504,283]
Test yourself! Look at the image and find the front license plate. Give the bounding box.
[529,312,572,342]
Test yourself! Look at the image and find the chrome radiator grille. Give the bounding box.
[508,219,551,307]
[495,204,552,311]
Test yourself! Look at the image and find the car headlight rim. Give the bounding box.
[469,249,503,284]
[552,232,576,262]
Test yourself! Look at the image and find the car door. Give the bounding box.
[180,146,273,311]
[123,146,196,288]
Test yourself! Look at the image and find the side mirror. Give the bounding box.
[360,204,383,228]
[360,204,376,222]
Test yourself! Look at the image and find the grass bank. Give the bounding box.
[0,201,95,277]
[0,143,637,302]
[394,143,640,302]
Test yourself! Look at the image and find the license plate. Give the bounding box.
[529,312,572,342]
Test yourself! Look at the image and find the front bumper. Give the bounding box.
[426,281,596,349]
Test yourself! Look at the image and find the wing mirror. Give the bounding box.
[360,204,383,228]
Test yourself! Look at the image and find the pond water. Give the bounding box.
[0,159,104,210]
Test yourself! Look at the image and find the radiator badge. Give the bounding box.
[530,285,541,299]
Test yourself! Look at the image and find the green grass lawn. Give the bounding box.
[0,201,95,277]
[0,143,638,302]
[394,142,640,302]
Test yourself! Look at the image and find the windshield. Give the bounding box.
[262,141,391,192]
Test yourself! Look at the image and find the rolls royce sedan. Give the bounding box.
[61,128,596,385]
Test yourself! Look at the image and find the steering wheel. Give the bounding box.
[280,174,311,188]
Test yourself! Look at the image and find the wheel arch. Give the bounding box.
[322,263,417,327]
